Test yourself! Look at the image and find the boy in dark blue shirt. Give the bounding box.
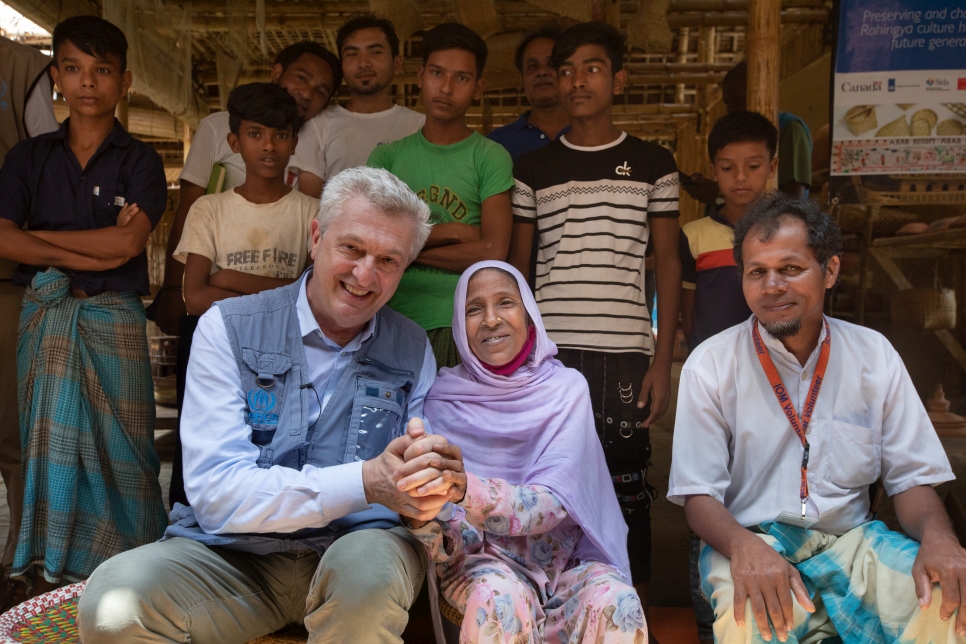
[0,15,167,596]
[679,110,778,350]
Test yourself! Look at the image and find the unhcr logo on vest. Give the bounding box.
[247,388,279,426]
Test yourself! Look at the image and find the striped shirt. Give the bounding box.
[512,132,679,354]
[680,210,752,349]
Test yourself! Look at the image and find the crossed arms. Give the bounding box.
[0,203,151,272]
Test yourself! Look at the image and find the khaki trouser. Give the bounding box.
[77,527,426,644]
[0,282,23,573]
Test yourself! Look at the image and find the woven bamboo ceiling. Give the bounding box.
[6,0,831,141]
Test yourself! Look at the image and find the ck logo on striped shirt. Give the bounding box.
[615,162,632,176]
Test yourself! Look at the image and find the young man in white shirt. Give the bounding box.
[292,15,424,199]
[669,193,966,643]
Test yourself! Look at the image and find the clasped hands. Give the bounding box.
[361,418,466,528]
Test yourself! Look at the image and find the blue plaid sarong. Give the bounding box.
[700,520,961,643]
[13,268,167,584]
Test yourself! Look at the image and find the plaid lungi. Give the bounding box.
[13,268,166,584]
[699,520,961,643]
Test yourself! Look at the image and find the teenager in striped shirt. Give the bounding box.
[508,21,681,636]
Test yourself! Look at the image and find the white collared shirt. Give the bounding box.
[181,273,437,535]
[668,315,953,535]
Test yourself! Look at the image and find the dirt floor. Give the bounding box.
[649,363,693,607]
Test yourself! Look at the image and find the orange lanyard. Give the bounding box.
[751,317,831,518]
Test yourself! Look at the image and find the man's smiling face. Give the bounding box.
[741,216,840,339]
[306,196,414,343]
[272,52,334,121]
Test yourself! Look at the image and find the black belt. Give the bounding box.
[611,470,643,485]
[617,489,653,504]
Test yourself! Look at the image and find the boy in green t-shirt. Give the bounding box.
[367,22,513,368]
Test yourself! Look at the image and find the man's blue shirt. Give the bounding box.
[487,110,569,161]
[0,118,167,294]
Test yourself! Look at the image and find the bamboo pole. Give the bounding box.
[675,28,691,104]
[604,0,621,28]
[746,0,780,120]
[696,27,716,124]
[667,8,824,27]
[670,0,823,10]
[747,0,780,187]
[202,70,730,87]
[625,62,731,73]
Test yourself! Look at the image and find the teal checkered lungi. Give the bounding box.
[13,268,166,584]
[699,520,961,643]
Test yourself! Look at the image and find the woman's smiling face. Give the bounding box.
[464,268,529,366]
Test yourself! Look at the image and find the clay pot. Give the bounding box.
[926,384,966,438]
[896,222,928,236]
[928,218,952,231]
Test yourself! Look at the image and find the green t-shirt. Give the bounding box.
[367,130,514,330]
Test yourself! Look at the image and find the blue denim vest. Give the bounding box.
[164,277,428,554]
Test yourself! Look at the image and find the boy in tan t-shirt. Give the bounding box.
[175,82,317,314]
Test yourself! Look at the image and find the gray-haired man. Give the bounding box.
[79,167,466,643]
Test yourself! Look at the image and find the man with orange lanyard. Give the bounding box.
[669,192,966,643]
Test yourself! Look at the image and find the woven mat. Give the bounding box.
[0,581,86,644]
[0,581,307,643]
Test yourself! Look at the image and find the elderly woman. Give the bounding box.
[405,261,646,644]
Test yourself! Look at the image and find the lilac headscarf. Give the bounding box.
[426,260,630,579]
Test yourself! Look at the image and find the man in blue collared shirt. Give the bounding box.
[78,167,468,644]
[487,24,570,161]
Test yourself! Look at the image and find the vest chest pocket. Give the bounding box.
[350,378,408,462]
[241,348,293,466]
